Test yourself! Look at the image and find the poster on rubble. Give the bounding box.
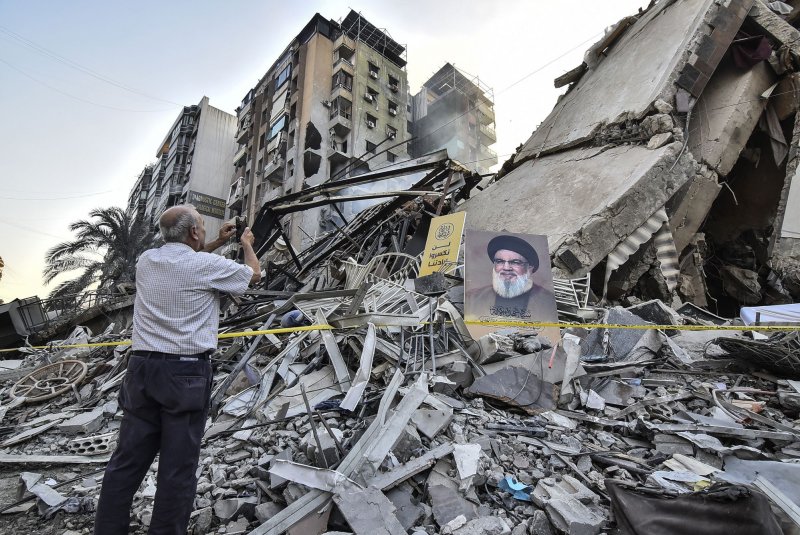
[418,212,466,276]
[464,229,559,345]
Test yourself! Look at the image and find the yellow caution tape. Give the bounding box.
[0,320,796,354]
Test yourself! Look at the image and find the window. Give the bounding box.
[386,151,396,163]
[274,64,292,91]
[366,141,377,154]
[387,101,398,116]
[365,113,377,129]
[258,133,266,149]
[368,62,379,79]
[365,86,378,104]
[261,108,268,122]
[268,115,287,140]
[386,125,397,139]
[388,75,399,93]
[332,71,353,91]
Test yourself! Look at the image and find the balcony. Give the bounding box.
[330,81,353,101]
[479,123,497,143]
[333,57,354,76]
[328,144,350,168]
[329,108,352,137]
[264,156,285,183]
[227,178,244,210]
[476,101,495,123]
[479,145,498,167]
[233,145,248,167]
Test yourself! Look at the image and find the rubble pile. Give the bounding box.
[0,258,798,534]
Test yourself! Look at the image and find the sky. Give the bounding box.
[0,0,649,302]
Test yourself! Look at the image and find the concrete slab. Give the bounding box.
[58,407,105,435]
[519,0,715,155]
[688,57,776,176]
[461,143,697,276]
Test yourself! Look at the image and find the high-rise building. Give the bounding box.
[126,165,153,221]
[411,63,497,175]
[137,96,237,239]
[227,11,411,250]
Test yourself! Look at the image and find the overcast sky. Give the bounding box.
[0,0,649,302]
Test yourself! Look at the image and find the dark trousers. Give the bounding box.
[94,354,212,535]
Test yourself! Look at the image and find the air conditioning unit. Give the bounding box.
[387,129,396,139]
[388,108,397,116]
[369,71,378,79]
[322,100,331,108]
[364,93,374,103]
[366,120,376,129]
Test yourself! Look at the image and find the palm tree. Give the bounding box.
[43,207,157,300]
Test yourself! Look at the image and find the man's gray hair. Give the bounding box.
[160,210,197,243]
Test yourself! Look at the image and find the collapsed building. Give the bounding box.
[462,0,800,316]
[2,2,800,535]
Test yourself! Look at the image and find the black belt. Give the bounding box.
[132,350,211,361]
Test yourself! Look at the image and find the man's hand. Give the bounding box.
[239,227,261,284]
[240,227,255,248]
[218,221,236,242]
[202,220,236,252]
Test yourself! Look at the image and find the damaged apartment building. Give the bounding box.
[227,11,411,251]
[126,96,237,240]
[410,62,499,176]
[463,0,800,316]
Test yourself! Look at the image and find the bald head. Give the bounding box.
[159,205,201,244]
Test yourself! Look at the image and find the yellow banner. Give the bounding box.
[419,212,466,276]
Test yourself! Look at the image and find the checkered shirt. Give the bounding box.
[131,242,253,353]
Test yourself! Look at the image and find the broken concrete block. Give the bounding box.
[647,132,674,149]
[532,476,599,508]
[429,484,476,527]
[465,366,555,413]
[387,484,426,530]
[58,407,105,435]
[66,432,116,456]
[410,408,453,440]
[254,502,283,523]
[529,510,554,535]
[392,424,423,463]
[191,507,213,535]
[582,390,606,411]
[640,113,674,137]
[212,496,257,521]
[332,486,406,535]
[451,516,512,535]
[654,99,674,114]
[626,299,683,328]
[720,266,762,305]
[301,426,343,467]
[544,495,605,535]
[442,514,468,534]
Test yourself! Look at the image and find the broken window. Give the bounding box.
[330,96,352,120]
[386,125,397,140]
[365,86,378,105]
[366,140,377,154]
[368,61,379,79]
[332,70,353,92]
[274,64,291,91]
[365,113,377,129]
[388,101,398,117]
[388,74,399,93]
[268,116,287,141]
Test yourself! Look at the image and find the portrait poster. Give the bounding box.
[418,212,466,276]
[464,229,559,346]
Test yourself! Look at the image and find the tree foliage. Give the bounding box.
[43,207,156,299]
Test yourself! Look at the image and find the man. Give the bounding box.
[467,234,555,320]
[94,205,261,535]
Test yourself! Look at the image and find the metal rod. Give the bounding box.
[300,383,329,469]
